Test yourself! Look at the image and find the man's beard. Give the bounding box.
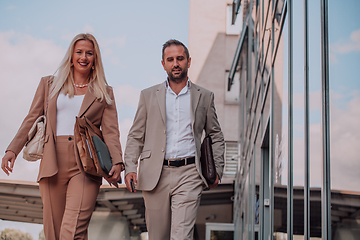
[168,67,188,83]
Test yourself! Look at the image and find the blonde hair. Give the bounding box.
[50,33,112,104]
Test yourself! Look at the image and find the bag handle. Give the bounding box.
[43,76,53,116]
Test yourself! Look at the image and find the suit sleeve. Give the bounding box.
[124,90,147,175]
[205,92,225,179]
[6,77,48,156]
[101,87,123,165]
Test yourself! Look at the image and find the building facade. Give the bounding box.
[229,0,360,240]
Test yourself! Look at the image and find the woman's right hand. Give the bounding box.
[1,151,16,175]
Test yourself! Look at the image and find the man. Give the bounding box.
[124,39,225,240]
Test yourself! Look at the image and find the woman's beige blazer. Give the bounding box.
[124,82,225,190]
[6,76,123,183]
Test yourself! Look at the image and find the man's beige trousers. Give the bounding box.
[142,163,203,240]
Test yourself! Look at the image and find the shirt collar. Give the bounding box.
[164,78,191,90]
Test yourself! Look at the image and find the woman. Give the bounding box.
[1,33,124,239]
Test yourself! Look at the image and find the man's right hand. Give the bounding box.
[125,172,137,193]
[1,151,16,175]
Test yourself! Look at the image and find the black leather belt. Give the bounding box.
[163,157,195,167]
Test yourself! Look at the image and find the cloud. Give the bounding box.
[293,90,322,110]
[279,89,360,192]
[100,36,126,48]
[331,29,360,54]
[6,5,16,10]
[113,84,141,108]
[106,55,127,69]
[119,118,133,148]
[98,36,127,68]
[61,25,97,41]
[0,31,65,181]
[83,24,94,34]
[329,93,360,191]
[329,52,338,64]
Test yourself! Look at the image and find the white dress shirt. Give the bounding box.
[164,79,196,160]
[56,93,84,136]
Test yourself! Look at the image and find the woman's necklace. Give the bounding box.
[73,80,89,88]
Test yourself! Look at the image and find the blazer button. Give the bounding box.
[161,149,164,152]
[68,136,72,141]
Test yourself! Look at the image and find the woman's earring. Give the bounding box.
[92,66,95,70]
[71,62,74,67]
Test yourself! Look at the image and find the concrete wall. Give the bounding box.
[188,0,240,142]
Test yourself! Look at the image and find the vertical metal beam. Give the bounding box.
[248,0,253,114]
[247,2,255,239]
[259,0,265,237]
[287,0,294,239]
[303,0,310,239]
[269,0,275,239]
[320,0,331,239]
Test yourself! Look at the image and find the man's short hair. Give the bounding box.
[162,39,190,61]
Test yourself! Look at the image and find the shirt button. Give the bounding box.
[162,149,164,152]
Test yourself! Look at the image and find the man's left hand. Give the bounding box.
[209,174,219,188]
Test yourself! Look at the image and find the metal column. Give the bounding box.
[287,0,294,239]
[320,0,331,239]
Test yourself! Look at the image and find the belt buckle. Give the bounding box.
[184,158,187,165]
[174,160,181,167]
[167,160,170,167]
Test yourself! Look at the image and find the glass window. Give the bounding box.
[225,71,240,104]
[308,1,322,238]
[291,0,305,237]
[328,1,360,238]
[272,10,288,239]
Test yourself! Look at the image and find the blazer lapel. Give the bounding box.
[190,83,201,127]
[156,84,166,125]
[47,91,59,137]
[78,89,97,117]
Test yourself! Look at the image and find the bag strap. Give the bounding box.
[84,116,103,138]
[44,76,53,116]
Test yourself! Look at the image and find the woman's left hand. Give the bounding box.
[105,163,123,187]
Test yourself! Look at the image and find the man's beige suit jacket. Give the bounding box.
[7,76,123,183]
[124,82,225,191]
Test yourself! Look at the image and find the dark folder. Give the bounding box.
[92,135,122,183]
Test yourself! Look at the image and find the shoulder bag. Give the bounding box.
[23,78,51,161]
[74,116,122,183]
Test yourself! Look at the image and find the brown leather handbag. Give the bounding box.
[200,134,217,185]
[74,116,109,178]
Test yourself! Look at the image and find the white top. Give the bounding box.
[56,93,85,136]
[164,79,196,160]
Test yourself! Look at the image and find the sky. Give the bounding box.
[0,0,189,238]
